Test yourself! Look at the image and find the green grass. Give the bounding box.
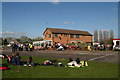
[2,56,118,78]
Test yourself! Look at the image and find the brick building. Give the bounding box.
[43,28,93,46]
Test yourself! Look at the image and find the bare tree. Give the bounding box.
[99,30,103,43]
[20,36,28,42]
[102,30,109,43]
[105,30,114,44]
[99,30,114,44]
[94,30,98,42]
[109,30,114,39]
[103,30,106,41]
[33,37,43,41]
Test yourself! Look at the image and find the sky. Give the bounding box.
[2,2,118,38]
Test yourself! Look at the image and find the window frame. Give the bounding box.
[76,35,80,38]
[48,34,51,38]
[70,34,74,38]
[54,34,58,37]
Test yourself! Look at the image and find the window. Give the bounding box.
[48,34,51,38]
[49,41,51,46]
[54,34,58,37]
[44,35,47,38]
[41,43,44,47]
[83,35,85,36]
[76,35,80,38]
[70,34,74,38]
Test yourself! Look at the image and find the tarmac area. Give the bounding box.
[1,48,119,64]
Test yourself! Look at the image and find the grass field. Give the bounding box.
[1,56,118,78]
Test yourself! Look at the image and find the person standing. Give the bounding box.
[87,45,91,51]
[20,44,24,51]
[57,42,61,47]
[11,53,16,65]
[18,43,21,51]
[29,44,33,51]
[11,42,15,52]
[25,43,29,51]
[15,43,18,51]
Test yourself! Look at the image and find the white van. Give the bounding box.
[113,39,120,51]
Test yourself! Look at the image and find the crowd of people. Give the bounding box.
[9,41,114,52]
[92,44,113,51]
[1,53,88,70]
[2,53,35,67]
[11,42,34,52]
[55,43,113,51]
[7,53,22,66]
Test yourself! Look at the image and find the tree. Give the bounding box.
[3,39,9,45]
[99,30,103,43]
[33,37,43,41]
[94,30,98,42]
[109,30,114,39]
[0,38,3,45]
[16,38,21,43]
[20,36,28,43]
[99,30,114,44]
[6,37,16,42]
[106,38,113,44]
[106,30,114,44]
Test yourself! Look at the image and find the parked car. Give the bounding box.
[113,39,120,51]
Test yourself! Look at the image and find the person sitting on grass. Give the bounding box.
[42,59,57,66]
[42,60,53,65]
[67,58,81,68]
[6,53,22,66]
[6,54,14,64]
[0,54,7,58]
[6,55,12,63]
[15,53,22,66]
[26,56,34,67]
[11,53,16,65]
[55,62,66,67]
[80,60,88,67]
[67,58,88,68]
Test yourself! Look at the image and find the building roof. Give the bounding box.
[43,28,93,36]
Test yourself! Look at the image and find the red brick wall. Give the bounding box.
[53,34,68,45]
[43,29,53,41]
[43,30,92,45]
